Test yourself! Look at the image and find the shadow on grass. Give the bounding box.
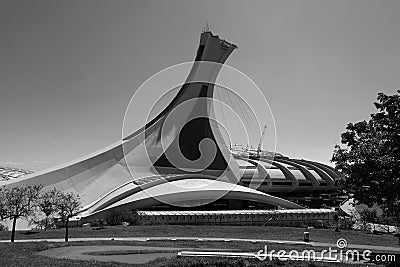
[21,231,39,235]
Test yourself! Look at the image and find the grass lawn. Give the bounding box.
[0,225,398,266]
[0,225,398,248]
[0,241,375,267]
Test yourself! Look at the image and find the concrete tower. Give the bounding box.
[2,31,303,219]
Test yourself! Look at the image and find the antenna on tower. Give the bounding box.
[203,21,210,33]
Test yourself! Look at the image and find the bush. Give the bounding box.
[121,210,140,226]
[92,218,107,229]
[0,223,8,231]
[105,209,140,226]
[105,209,123,226]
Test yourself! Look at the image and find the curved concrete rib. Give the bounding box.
[300,159,342,184]
[245,158,273,191]
[291,159,336,190]
[273,158,319,191]
[256,158,299,192]
[85,179,304,219]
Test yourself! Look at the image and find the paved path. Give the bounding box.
[2,236,400,253]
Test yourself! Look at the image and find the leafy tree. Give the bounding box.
[332,90,400,222]
[37,188,60,231]
[55,191,81,242]
[29,217,56,230]
[0,184,42,242]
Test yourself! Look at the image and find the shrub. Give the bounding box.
[105,209,140,226]
[93,218,107,229]
[121,210,140,226]
[0,223,8,231]
[105,209,123,226]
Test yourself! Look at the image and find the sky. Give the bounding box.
[1,0,400,171]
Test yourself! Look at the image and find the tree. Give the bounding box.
[105,209,123,226]
[37,188,60,231]
[29,217,56,230]
[332,90,400,222]
[359,208,378,232]
[0,184,42,242]
[55,191,81,242]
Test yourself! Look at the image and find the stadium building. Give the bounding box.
[1,31,342,225]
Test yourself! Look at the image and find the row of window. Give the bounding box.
[141,213,334,221]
